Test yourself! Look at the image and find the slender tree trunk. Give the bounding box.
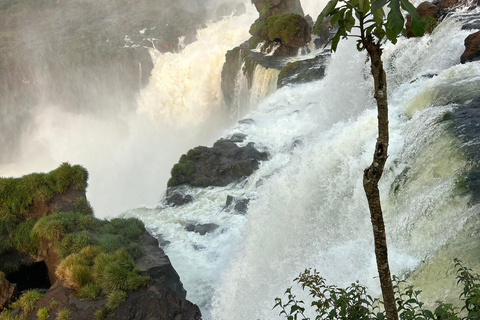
[362,34,398,320]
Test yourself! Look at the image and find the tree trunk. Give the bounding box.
[362,35,398,320]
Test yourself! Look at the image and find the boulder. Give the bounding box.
[267,13,311,48]
[185,223,219,235]
[225,195,250,214]
[461,31,480,63]
[164,187,194,207]
[405,2,438,38]
[167,137,268,188]
[435,0,459,10]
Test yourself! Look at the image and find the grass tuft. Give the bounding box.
[11,289,44,317]
[36,307,49,320]
[55,309,71,320]
[106,290,127,310]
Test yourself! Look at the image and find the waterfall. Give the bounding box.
[249,65,281,108]
[0,6,257,219]
[125,9,480,320]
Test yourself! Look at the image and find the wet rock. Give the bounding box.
[277,54,329,88]
[461,31,480,63]
[185,223,219,235]
[165,187,194,207]
[239,118,255,125]
[225,195,250,214]
[435,0,459,9]
[167,137,268,188]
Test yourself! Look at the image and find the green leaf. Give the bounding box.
[387,0,404,37]
[373,8,385,26]
[345,10,355,32]
[316,0,339,26]
[371,0,388,13]
[331,30,341,51]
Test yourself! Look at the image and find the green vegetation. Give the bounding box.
[422,16,437,34]
[4,289,44,319]
[106,290,128,310]
[267,14,303,46]
[275,259,480,320]
[55,309,71,320]
[0,163,150,315]
[168,149,202,187]
[36,307,49,320]
[94,307,110,320]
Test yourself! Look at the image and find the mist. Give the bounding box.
[0,0,255,218]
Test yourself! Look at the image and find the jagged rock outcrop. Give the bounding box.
[461,31,480,63]
[24,233,200,320]
[0,276,16,311]
[168,136,268,188]
[1,164,201,319]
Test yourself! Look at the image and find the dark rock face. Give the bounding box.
[277,54,329,88]
[168,138,268,188]
[461,31,480,63]
[185,223,219,235]
[23,231,200,320]
[0,277,16,310]
[165,187,194,207]
[225,195,250,214]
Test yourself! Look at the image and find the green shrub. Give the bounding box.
[48,298,59,310]
[55,309,71,320]
[73,197,94,216]
[108,218,144,240]
[11,289,44,317]
[106,290,127,310]
[94,307,109,320]
[56,247,98,289]
[33,211,85,242]
[267,13,303,46]
[275,259,480,320]
[98,234,127,253]
[77,283,100,300]
[126,242,144,260]
[93,249,149,294]
[0,310,18,320]
[57,230,92,258]
[12,219,40,255]
[36,307,49,320]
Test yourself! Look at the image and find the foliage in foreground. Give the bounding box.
[274,259,480,320]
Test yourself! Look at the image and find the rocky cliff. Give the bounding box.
[0,163,200,319]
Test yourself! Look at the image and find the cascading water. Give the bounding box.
[0,6,257,218]
[125,6,480,320]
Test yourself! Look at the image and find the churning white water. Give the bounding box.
[125,9,480,320]
[0,5,257,218]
